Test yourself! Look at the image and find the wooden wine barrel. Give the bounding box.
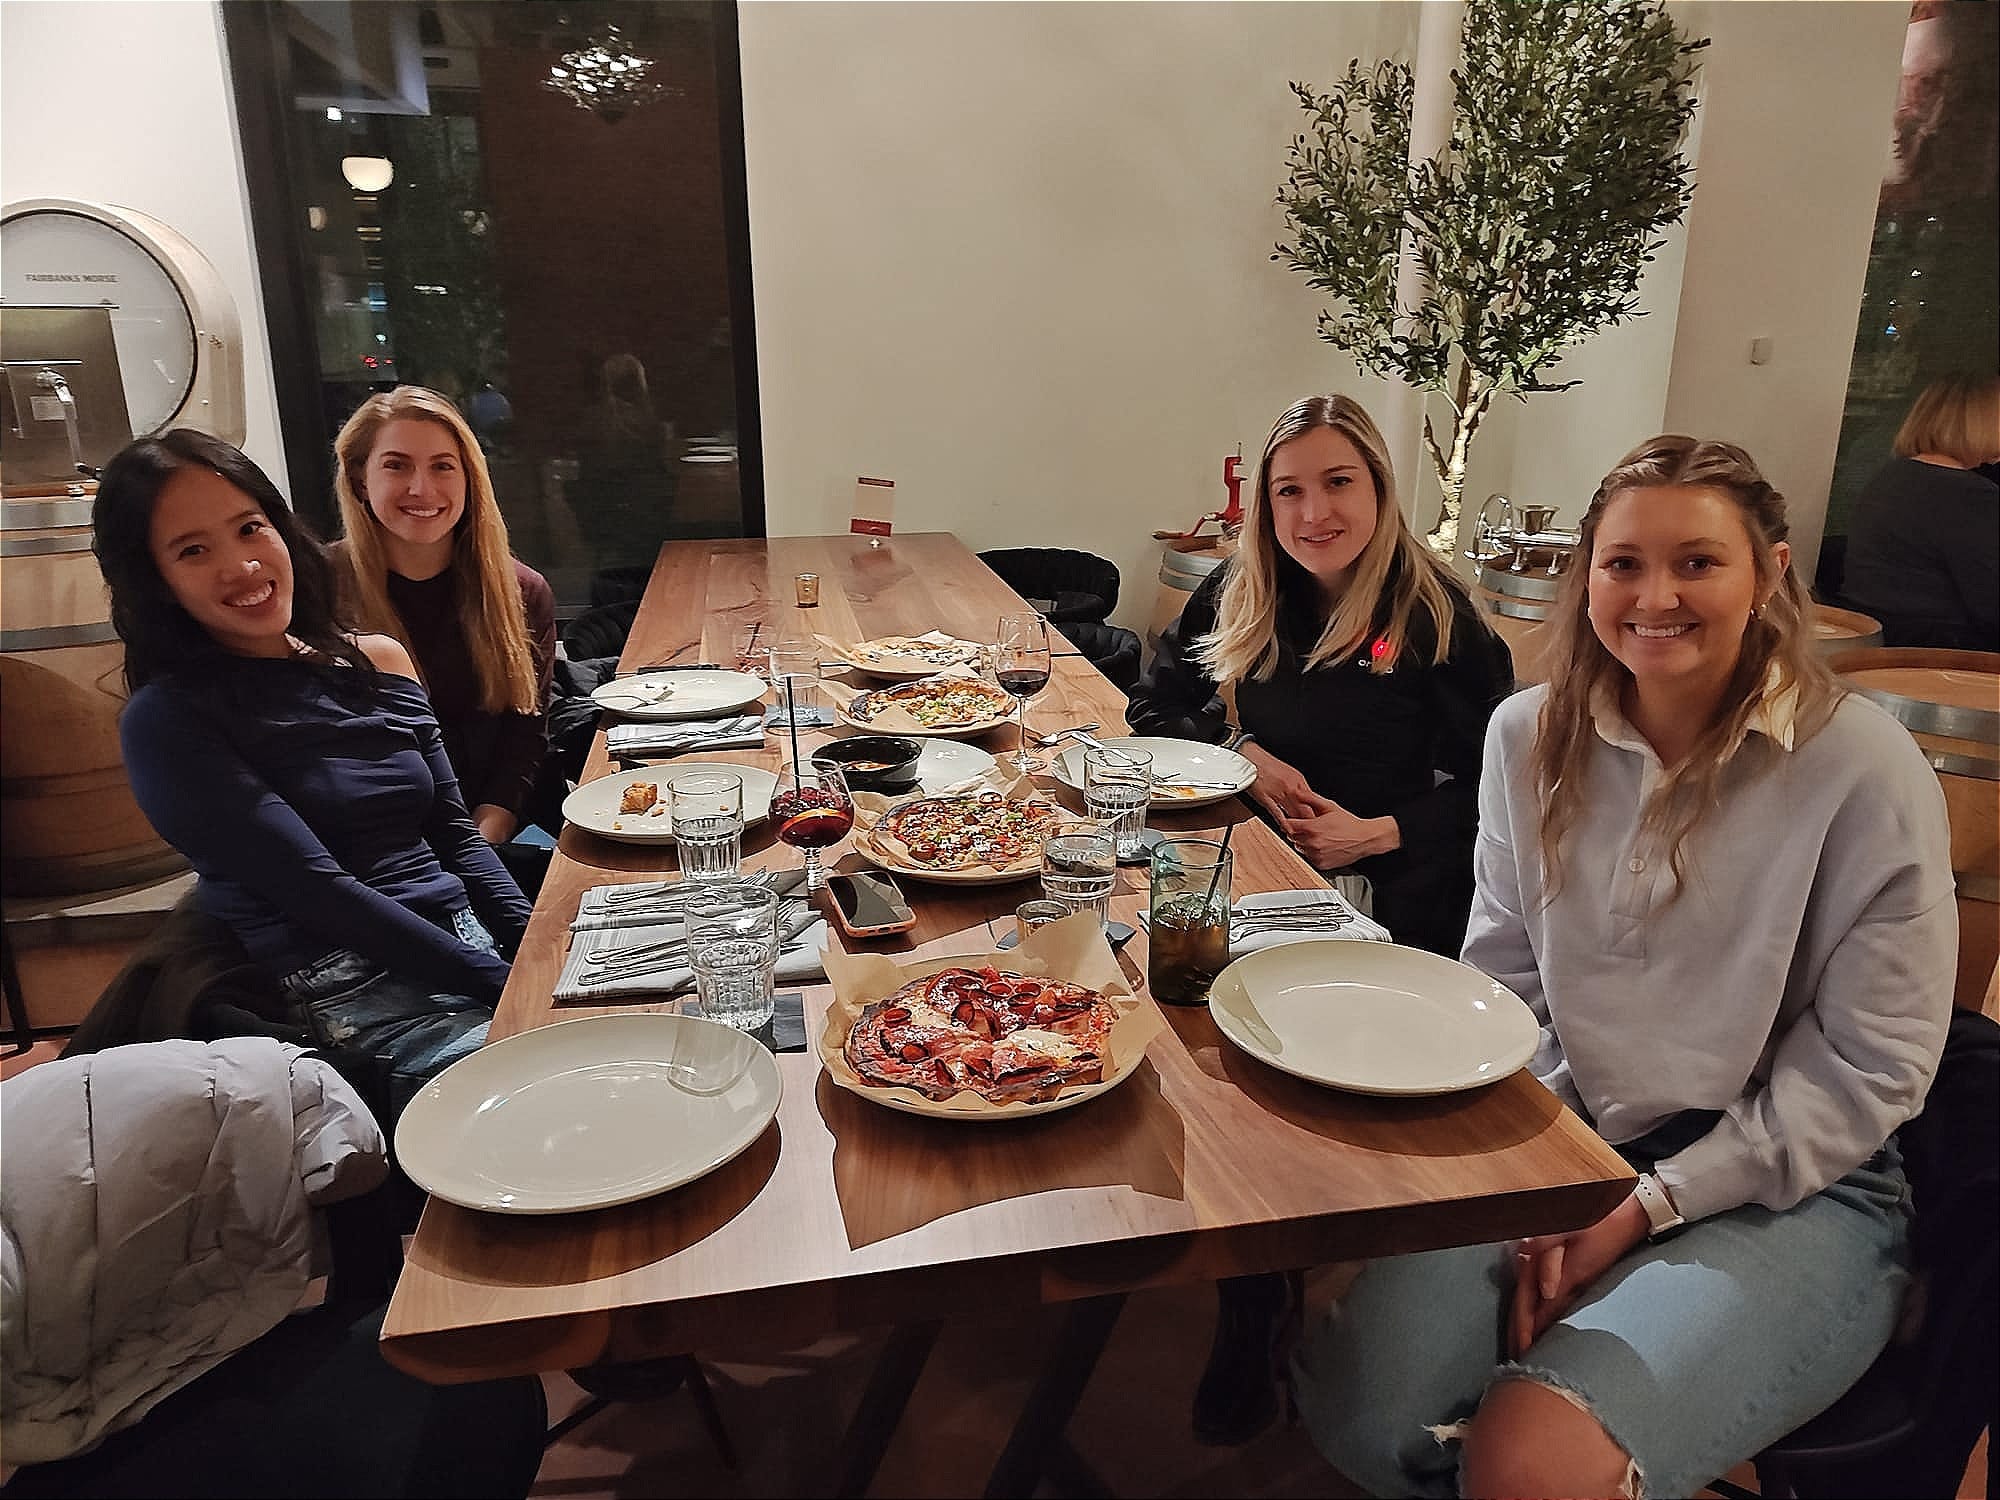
[1810,603,1883,656]
[0,489,184,895]
[1471,562,1565,689]
[1145,539,1233,659]
[1829,647,1999,1011]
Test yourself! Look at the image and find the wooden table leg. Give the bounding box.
[981,1293,1126,1499]
[832,1319,943,1498]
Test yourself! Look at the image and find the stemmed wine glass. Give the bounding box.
[770,757,855,894]
[993,611,1052,774]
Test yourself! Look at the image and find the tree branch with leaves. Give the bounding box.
[1275,0,1706,555]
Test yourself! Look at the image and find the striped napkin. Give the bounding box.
[572,868,809,931]
[553,901,828,1003]
[606,714,766,757]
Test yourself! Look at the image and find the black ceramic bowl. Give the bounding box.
[816,735,923,792]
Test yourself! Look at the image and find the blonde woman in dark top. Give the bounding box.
[1130,393,1513,958]
[1842,373,2000,651]
[330,387,556,844]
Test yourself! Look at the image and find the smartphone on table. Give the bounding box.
[827,871,917,938]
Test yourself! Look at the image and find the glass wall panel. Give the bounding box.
[1822,0,1997,593]
[230,0,758,611]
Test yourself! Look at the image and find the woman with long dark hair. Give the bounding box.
[1292,437,1955,1497]
[95,430,529,1115]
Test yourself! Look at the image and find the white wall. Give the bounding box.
[1,0,284,485]
[1660,0,1906,583]
[739,1,1419,626]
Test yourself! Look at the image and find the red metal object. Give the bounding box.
[1153,453,1247,541]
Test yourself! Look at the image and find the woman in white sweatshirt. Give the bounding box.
[1292,435,1957,1499]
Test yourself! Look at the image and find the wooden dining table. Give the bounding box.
[379,532,1633,1492]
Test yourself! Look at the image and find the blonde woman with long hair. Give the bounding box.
[331,386,556,846]
[1292,437,1955,1498]
[1129,393,1513,959]
[1841,371,1999,650]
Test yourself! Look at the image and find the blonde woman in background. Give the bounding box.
[1129,393,1513,959]
[1841,371,1999,651]
[331,386,556,847]
[1293,437,1955,1498]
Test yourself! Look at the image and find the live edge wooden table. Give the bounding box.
[381,533,1632,1493]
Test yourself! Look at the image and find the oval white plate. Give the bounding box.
[395,1013,783,1214]
[591,669,767,721]
[1053,736,1255,810]
[564,763,780,845]
[915,738,997,791]
[1207,940,1540,1096]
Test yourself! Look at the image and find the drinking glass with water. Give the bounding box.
[1040,826,1117,928]
[684,880,779,1030]
[669,770,745,879]
[1082,746,1153,861]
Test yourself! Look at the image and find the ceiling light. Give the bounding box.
[341,156,395,193]
[543,24,682,122]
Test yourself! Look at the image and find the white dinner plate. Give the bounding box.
[395,1013,783,1214]
[563,763,781,845]
[914,738,998,791]
[1053,736,1255,810]
[590,669,767,721]
[1207,940,1540,1096]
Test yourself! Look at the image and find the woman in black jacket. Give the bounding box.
[1130,393,1512,957]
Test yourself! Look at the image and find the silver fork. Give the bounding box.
[1232,912,1356,936]
[600,869,778,908]
[582,897,808,967]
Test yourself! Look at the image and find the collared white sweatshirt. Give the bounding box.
[1465,684,1956,1225]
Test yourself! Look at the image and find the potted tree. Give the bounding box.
[1275,0,1706,556]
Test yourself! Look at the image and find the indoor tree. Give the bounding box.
[1275,0,1706,555]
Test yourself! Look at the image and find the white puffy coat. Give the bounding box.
[1,1038,386,1464]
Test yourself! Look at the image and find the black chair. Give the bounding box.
[1711,1007,1999,1500]
[978,547,1119,624]
[561,598,640,662]
[1057,619,1143,693]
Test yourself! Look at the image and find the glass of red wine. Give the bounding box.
[993,611,1052,774]
[770,757,855,894]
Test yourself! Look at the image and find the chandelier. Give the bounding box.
[544,25,681,122]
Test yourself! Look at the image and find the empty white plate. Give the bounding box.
[395,1013,783,1214]
[564,763,780,845]
[1053,736,1255,810]
[1207,940,1539,1096]
[590,670,767,721]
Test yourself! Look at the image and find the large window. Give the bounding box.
[224,0,762,610]
[1822,0,1997,592]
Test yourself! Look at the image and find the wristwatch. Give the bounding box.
[1632,1172,1685,1239]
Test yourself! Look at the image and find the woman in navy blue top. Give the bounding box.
[94,429,530,1114]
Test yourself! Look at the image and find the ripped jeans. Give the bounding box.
[1290,1131,1910,1499]
[277,909,496,1123]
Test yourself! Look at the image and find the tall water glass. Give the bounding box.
[1083,746,1153,861]
[1040,826,1117,928]
[668,770,744,878]
[766,643,823,726]
[685,881,779,1030]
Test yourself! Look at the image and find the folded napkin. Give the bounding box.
[553,903,828,1003]
[606,714,767,756]
[572,868,809,931]
[1140,886,1391,959]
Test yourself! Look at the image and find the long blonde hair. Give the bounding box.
[1530,436,1844,895]
[332,386,538,714]
[1196,394,1460,683]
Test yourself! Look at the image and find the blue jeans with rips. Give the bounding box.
[278,909,496,1122]
[1290,1132,1911,1499]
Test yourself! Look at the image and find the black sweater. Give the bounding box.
[1128,563,1513,952]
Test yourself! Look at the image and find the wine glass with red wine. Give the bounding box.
[770,757,855,894]
[993,611,1052,774]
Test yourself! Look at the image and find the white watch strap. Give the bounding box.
[1633,1172,1684,1238]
